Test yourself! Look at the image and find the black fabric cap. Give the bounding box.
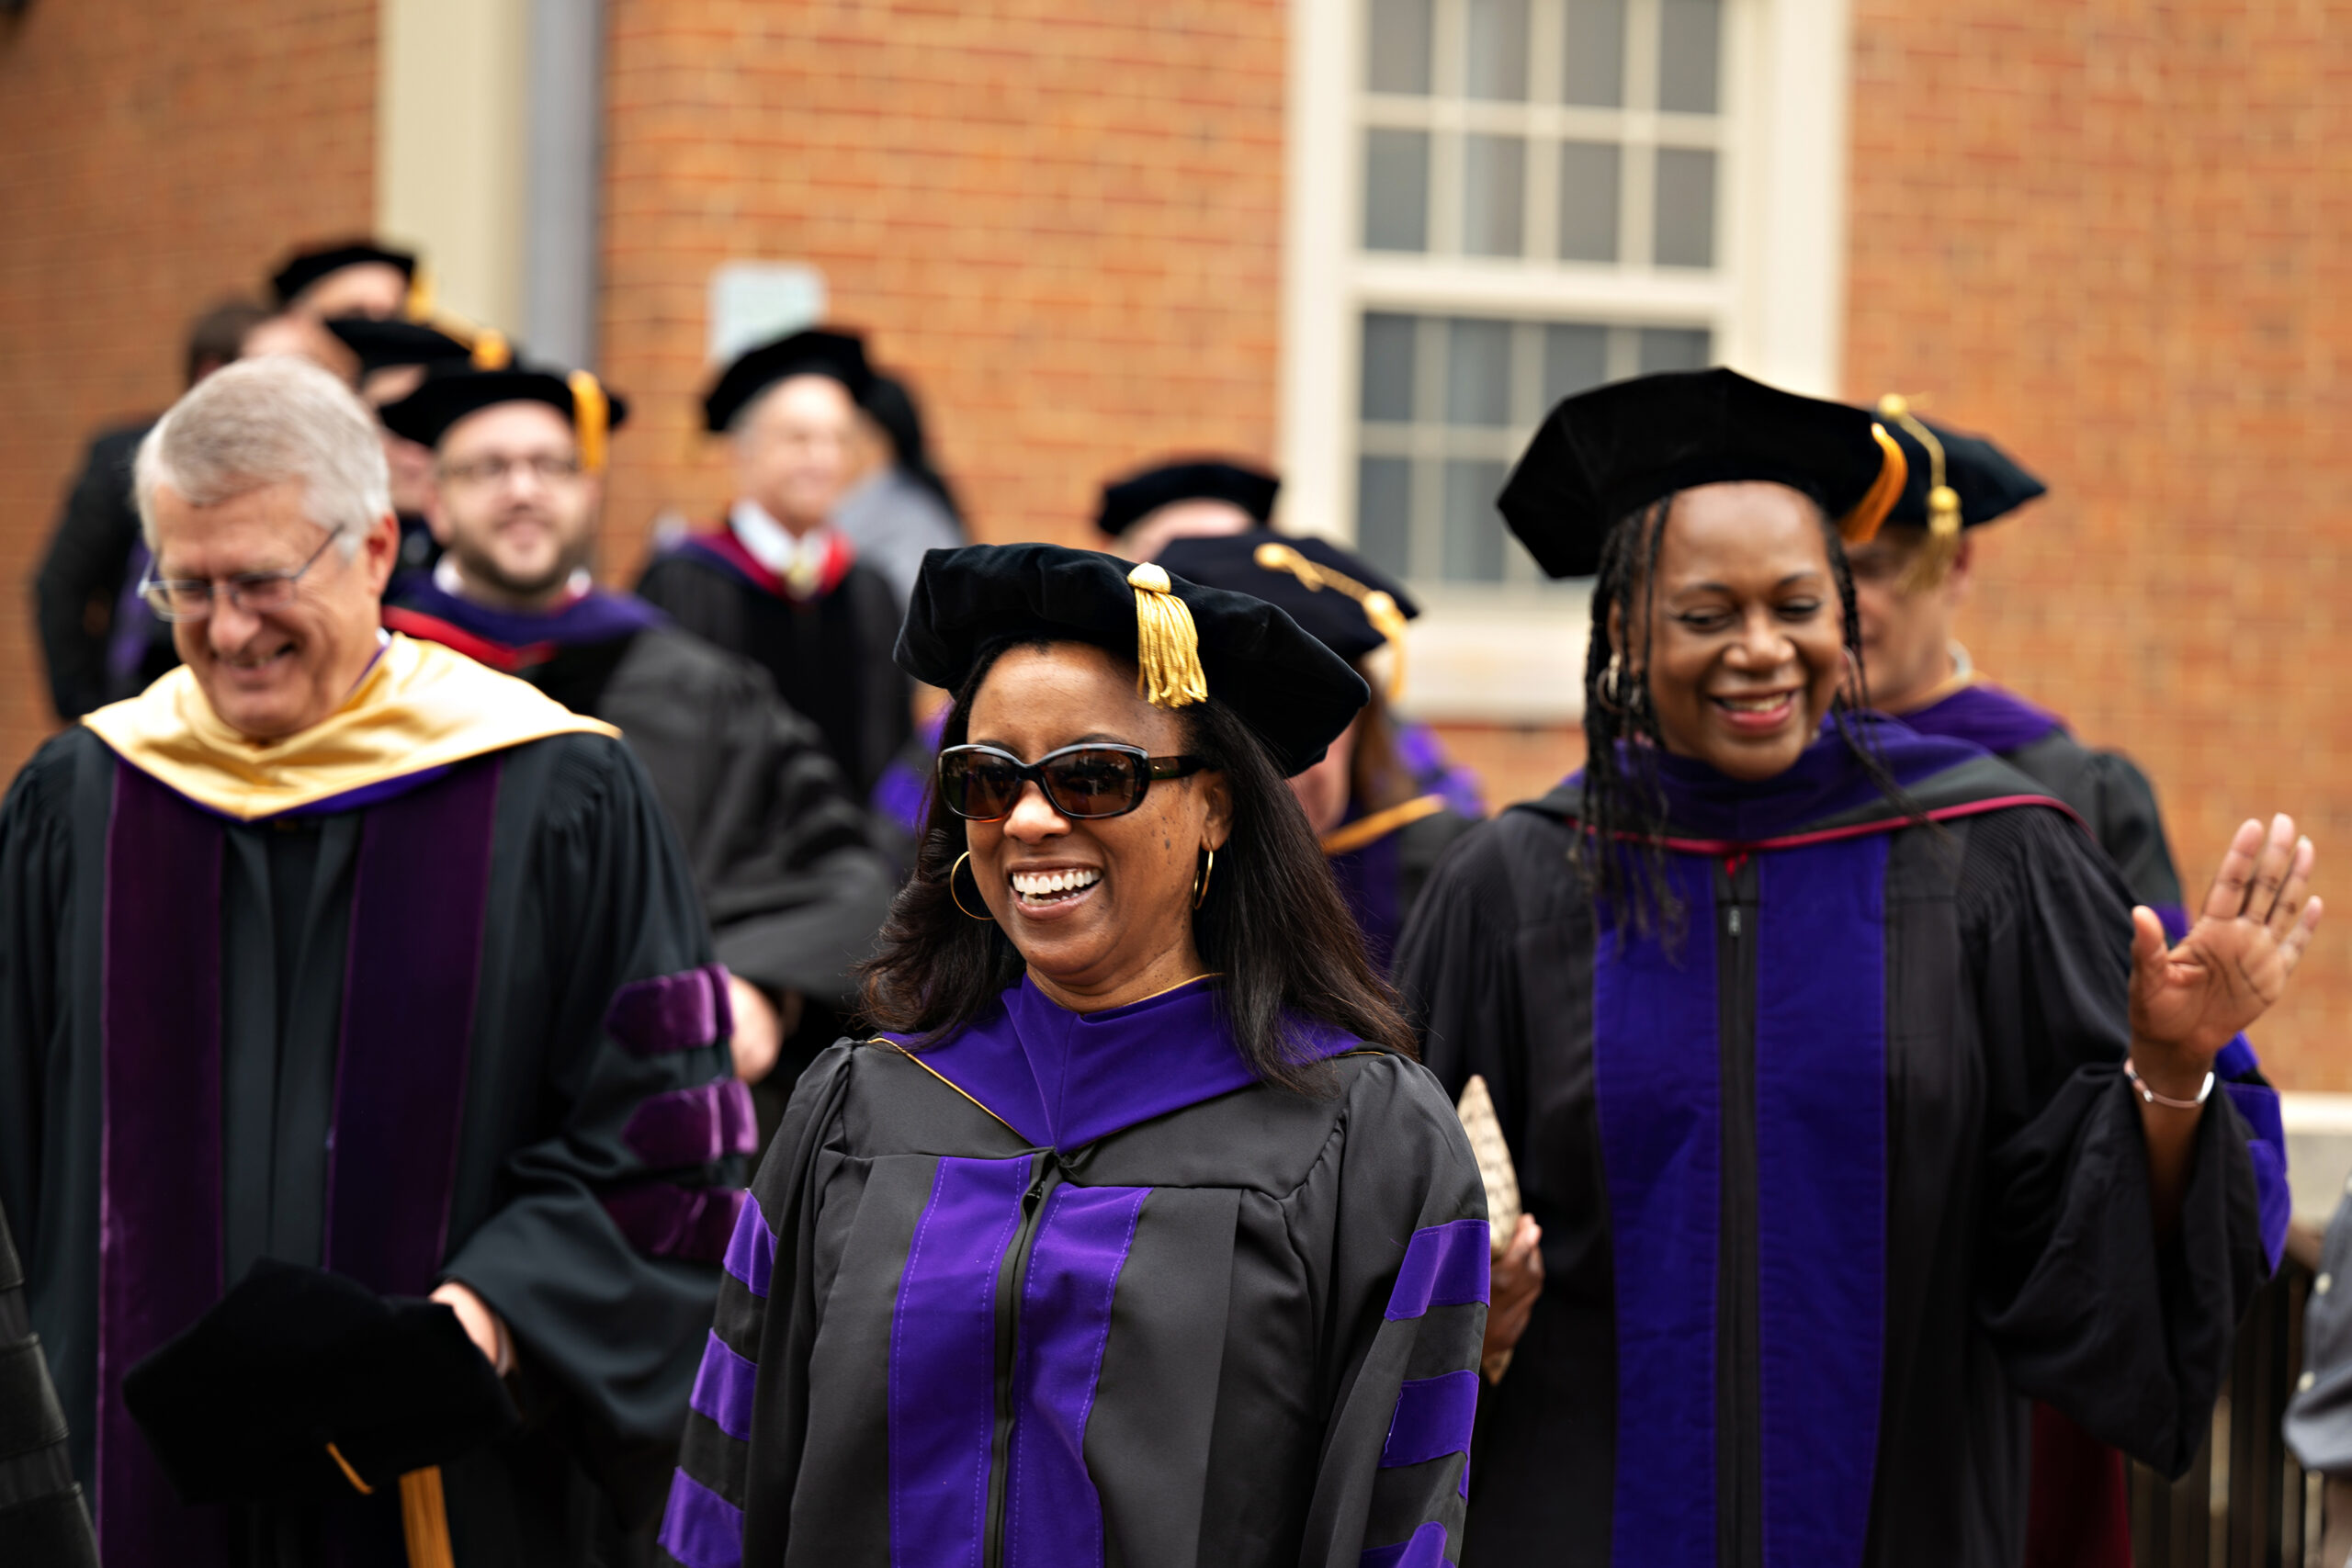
[1096,459,1280,538]
[324,317,477,379]
[1875,411,2048,529]
[1152,530,1417,666]
[121,1260,515,1505]
[896,542,1369,775]
[702,328,873,432]
[379,363,630,449]
[1498,368,1895,579]
[269,242,418,309]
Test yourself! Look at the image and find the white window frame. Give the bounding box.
[1279,0,1854,722]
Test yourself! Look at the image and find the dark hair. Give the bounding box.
[862,373,966,530]
[1579,492,1911,932]
[185,297,270,388]
[858,637,1416,1089]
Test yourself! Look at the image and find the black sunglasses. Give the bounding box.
[935,742,1206,822]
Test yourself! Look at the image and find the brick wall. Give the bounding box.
[1846,0,2352,1089]
[0,0,377,770]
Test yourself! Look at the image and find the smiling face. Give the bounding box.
[428,400,600,608]
[961,642,1233,1010]
[1632,480,1850,782]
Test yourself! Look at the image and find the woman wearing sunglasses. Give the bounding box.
[661,543,1487,1568]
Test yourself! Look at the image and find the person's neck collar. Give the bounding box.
[1883,640,1973,716]
[1023,956,1216,1016]
[434,553,591,616]
[729,497,831,564]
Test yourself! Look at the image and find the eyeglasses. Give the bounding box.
[440,453,584,487]
[138,531,340,623]
[935,742,1205,822]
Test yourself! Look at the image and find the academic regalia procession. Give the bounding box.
[662,544,1489,1568]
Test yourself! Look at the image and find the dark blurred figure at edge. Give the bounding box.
[1157,530,1475,974]
[1848,393,2291,1568]
[831,371,966,610]
[0,1198,97,1567]
[327,313,514,586]
[636,329,911,800]
[379,360,897,1125]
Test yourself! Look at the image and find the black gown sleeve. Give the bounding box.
[2080,748,2186,911]
[31,429,144,722]
[844,565,914,796]
[0,739,78,1272]
[1965,806,2266,1478]
[0,1197,96,1567]
[1394,818,1536,1109]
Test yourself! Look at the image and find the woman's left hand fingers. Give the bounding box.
[2267,837,2318,942]
[2246,815,2301,924]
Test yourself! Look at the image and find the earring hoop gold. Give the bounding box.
[949,851,995,921]
[1193,847,1216,910]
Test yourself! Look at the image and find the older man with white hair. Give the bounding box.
[0,357,750,1565]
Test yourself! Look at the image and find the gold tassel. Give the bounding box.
[1836,422,1908,547]
[569,371,610,474]
[398,1467,457,1568]
[1124,562,1208,709]
[1251,540,1409,701]
[1876,393,1964,592]
[469,329,511,370]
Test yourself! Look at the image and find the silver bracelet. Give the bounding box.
[2125,1058,2215,1111]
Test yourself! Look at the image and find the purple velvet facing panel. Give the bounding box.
[1385,1219,1491,1321]
[688,1330,758,1442]
[625,1077,760,1168]
[659,1469,745,1568]
[1378,1370,1478,1469]
[606,963,732,1058]
[1003,1185,1149,1568]
[322,760,501,1295]
[602,1185,748,1264]
[98,765,232,1567]
[888,1157,1032,1568]
[1361,1521,1455,1568]
[723,1194,775,1298]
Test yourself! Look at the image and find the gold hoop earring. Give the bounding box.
[949,851,995,921]
[1193,847,1216,910]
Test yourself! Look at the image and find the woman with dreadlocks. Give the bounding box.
[1392,367,2320,1568]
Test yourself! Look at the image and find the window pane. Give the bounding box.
[1358,456,1414,578]
[1653,147,1715,267]
[1446,318,1512,426]
[1638,326,1712,373]
[1368,0,1433,93]
[1562,0,1625,107]
[1361,312,1418,421]
[1363,130,1431,252]
[1556,140,1621,262]
[1544,323,1609,402]
[1442,460,1509,581]
[1461,135,1527,257]
[1657,0,1722,114]
[1464,0,1530,101]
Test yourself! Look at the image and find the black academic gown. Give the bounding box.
[1325,795,1477,976]
[635,532,911,798]
[1393,721,2267,1568]
[0,725,750,1567]
[30,422,175,720]
[661,976,1489,1568]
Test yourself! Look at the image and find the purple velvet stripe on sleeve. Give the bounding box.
[1360,1521,1454,1568]
[890,1157,1033,1568]
[689,1329,757,1442]
[1592,853,1719,1568]
[723,1194,775,1298]
[607,963,732,1057]
[1004,1186,1149,1568]
[659,1470,745,1568]
[1385,1218,1491,1321]
[625,1077,760,1168]
[602,1184,747,1264]
[1378,1370,1479,1469]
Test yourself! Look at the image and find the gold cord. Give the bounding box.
[1125,563,1208,709]
[324,1442,373,1495]
[1318,794,1446,857]
[569,371,610,474]
[1876,393,1963,592]
[1835,423,1908,547]
[1252,540,1409,700]
[399,1468,457,1568]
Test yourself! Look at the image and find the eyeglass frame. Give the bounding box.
[934,741,1207,822]
[136,529,344,624]
[437,450,588,487]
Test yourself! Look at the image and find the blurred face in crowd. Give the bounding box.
[1847,525,1976,715]
[1288,712,1359,836]
[242,314,359,383]
[428,401,600,609]
[1625,481,1849,783]
[292,263,411,322]
[359,366,435,516]
[1117,499,1256,566]
[732,374,858,534]
[961,642,1233,1010]
[151,481,397,740]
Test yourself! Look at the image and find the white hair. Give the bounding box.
[133,356,390,557]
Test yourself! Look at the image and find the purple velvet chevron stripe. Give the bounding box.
[659,1469,745,1568]
[607,963,733,1058]
[890,1157,1031,1568]
[723,1194,775,1297]
[1592,852,1720,1568]
[1003,1185,1149,1568]
[1378,1370,1478,1469]
[1754,837,1887,1568]
[323,760,501,1296]
[603,1184,747,1263]
[626,1077,760,1168]
[1361,1521,1454,1568]
[1385,1219,1490,1321]
[689,1329,757,1441]
[98,764,232,1567]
